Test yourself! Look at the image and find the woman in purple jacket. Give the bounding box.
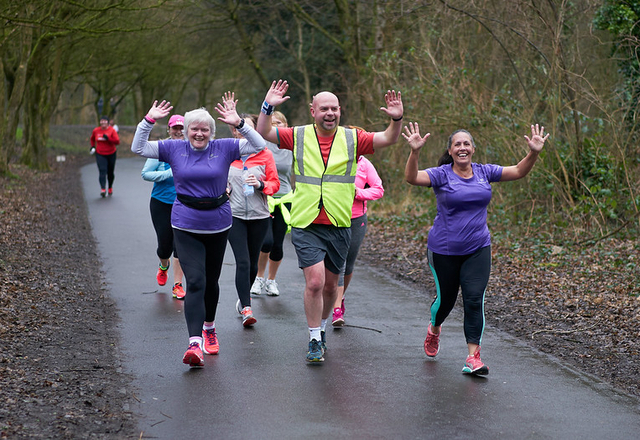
[403,122,548,376]
[131,95,266,368]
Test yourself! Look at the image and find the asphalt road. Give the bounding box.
[82,157,640,439]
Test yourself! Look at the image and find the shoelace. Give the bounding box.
[425,328,439,348]
[310,340,322,353]
[467,352,483,368]
[204,330,217,345]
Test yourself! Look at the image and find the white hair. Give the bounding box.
[183,107,216,139]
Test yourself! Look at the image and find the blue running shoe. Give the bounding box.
[306,339,324,362]
[320,331,327,353]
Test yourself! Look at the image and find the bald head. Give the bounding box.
[310,91,341,135]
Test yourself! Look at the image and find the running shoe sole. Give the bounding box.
[172,286,185,300]
[242,316,257,327]
[183,352,204,367]
[462,365,489,376]
[306,353,324,362]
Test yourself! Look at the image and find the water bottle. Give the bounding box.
[242,166,254,196]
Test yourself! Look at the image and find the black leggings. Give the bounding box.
[149,197,177,260]
[173,228,229,337]
[228,217,270,307]
[427,246,491,345]
[260,203,290,261]
[95,152,116,190]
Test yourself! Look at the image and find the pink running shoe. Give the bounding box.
[332,307,344,327]
[202,329,219,355]
[424,323,440,357]
[182,342,204,367]
[462,347,489,375]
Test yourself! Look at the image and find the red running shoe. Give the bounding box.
[182,342,204,367]
[107,187,113,196]
[424,323,440,358]
[156,263,169,286]
[202,329,219,355]
[172,282,185,299]
[100,189,106,198]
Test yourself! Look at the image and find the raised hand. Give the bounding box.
[379,90,403,120]
[402,122,430,152]
[222,91,237,110]
[265,80,290,107]
[147,100,172,121]
[524,124,549,153]
[215,92,241,127]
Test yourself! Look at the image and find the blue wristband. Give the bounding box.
[261,100,274,115]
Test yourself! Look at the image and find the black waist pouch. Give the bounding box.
[176,193,228,210]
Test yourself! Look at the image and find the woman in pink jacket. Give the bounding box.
[331,155,384,326]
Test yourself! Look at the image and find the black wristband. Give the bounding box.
[235,119,245,130]
[258,181,265,191]
[261,101,275,115]
[392,115,404,122]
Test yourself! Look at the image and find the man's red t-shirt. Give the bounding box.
[276,126,375,224]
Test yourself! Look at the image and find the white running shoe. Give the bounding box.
[265,279,280,296]
[250,276,265,295]
[235,299,243,315]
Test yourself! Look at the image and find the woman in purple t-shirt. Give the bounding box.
[132,95,267,368]
[403,122,549,376]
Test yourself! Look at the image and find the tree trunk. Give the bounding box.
[21,42,66,170]
[0,26,32,175]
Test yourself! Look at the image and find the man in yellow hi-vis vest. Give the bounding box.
[257,80,404,363]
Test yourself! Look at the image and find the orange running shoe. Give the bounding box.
[241,306,257,327]
[202,328,219,355]
[172,282,185,299]
[182,342,204,367]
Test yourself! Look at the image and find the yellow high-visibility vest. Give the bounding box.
[290,125,357,228]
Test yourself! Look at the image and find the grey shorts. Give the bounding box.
[291,224,351,274]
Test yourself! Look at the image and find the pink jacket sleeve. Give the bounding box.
[355,156,384,201]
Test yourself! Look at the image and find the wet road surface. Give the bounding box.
[82,157,640,439]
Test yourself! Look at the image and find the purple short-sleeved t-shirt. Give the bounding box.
[426,163,503,255]
[158,138,240,232]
